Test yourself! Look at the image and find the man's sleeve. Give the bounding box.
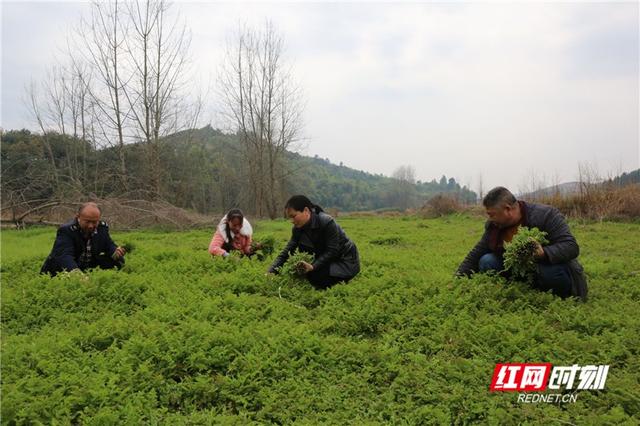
[541,208,579,264]
[51,227,79,271]
[456,225,491,277]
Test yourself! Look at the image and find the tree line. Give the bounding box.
[17,0,301,219]
[4,0,476,221]
[1,126,477,218]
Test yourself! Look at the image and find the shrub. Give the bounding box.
[530,184,640,221]
[370,236,402,246]
[420,194,462,218]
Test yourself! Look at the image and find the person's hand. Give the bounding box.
[532,240,545,259]
[298,261,314,273]
[223,252,242,262]
[112,246,126,260]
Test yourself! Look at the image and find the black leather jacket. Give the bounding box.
[269,210,360,279]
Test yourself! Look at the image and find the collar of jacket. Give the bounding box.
[304,211,321,230]
[518,200,529,227]
[73,218,98,236]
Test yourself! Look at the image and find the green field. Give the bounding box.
[2,215,639,424]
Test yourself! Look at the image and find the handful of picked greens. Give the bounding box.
[251,235,276,260]
[503,226,548,284]
[277,249,315,283]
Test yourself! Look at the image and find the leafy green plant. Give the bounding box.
[251,235,276,260]
[2,217,639,424]
[121,241,136,253]
[503,226,549,284]
[276,249,315,283]
[370,236,402,246]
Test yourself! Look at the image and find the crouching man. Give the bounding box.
[41,202,126,276]
[456,187,588,300]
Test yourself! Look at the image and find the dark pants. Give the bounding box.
[306,264,353,290]
[41,254,124,277]
[478,253,572,298]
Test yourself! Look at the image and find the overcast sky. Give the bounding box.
[2,0,638,192]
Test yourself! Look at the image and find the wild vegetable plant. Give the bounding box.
[277,249,315,284]
[121,241,136,253]
[503,226,549,284]
[252,235,276,260]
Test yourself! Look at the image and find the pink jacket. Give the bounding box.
[208,229,252,256]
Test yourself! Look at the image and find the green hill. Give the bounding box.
[163,126,477,212]
[1,126,476,215]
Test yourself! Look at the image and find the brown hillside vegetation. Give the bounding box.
[1,198,215,230]
[524,184,640,221]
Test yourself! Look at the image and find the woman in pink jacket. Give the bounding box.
[208,209,254,257]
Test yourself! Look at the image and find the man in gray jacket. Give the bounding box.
[456,187,588,300]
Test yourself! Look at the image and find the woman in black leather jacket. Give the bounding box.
[268,195,360,289]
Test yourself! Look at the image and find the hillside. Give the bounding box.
[520,169,640,201]
[1,127,476,215]
[165,126,477,212]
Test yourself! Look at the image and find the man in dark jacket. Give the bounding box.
[456,187,588,300]
[40,202,126,276]
[268,195,360,289]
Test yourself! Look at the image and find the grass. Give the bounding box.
[1,215,639,424]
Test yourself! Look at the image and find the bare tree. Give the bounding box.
[577,162,601,197]
[42,65,68,136]
[122,0,193,198]
[68,57,93,183]
[477,172,484,204]
[392,165,417,210]
[41,61,92,187]
[219,21,304,218]
[74,0,129,190]
[392,165,416,184]
[25,81,59,188]
[66,0,195,197]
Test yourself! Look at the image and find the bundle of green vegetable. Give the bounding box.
[503,226,548,284]
[277,249,315,283]
[252,235,276,260]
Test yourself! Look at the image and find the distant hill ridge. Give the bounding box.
[519,169,639,200]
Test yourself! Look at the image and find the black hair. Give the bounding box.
[225,208,244,242]
[482,187,517,208]
[284,195,324,213]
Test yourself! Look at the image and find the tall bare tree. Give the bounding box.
[123,0,192,198]
[73,0,129,190]
[22,0,200,210]
[220,21,304,218]
[39,61,92,187]
[477,172,484,203]
[26,81,59,188]
[391,165,417,210]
